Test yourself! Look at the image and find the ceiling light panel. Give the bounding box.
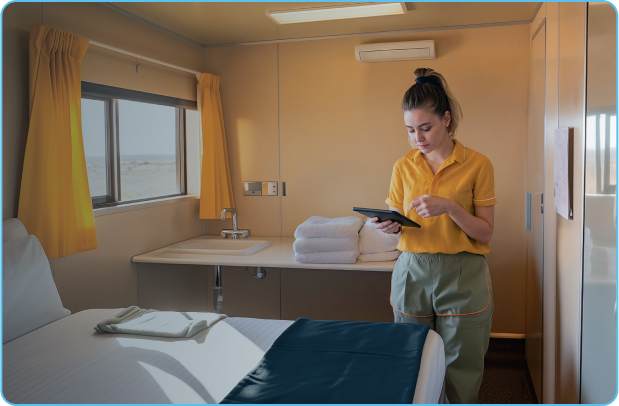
[267,3,408,25]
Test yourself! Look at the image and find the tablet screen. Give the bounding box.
[352,207,421,228]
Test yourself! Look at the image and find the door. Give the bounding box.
[525,20,545,402]
[580,3,617,403]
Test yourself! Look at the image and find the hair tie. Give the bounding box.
[415,76,432,84]
[415,76,443,89]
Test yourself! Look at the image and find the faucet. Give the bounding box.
[220,208,251,239]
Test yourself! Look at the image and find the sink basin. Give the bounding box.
[165,238,271,256]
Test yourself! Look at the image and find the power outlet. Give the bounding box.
[267,182,278,196]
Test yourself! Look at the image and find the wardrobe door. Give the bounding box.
[525,15,546,402]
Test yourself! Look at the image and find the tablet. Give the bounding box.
[352,207,421,228]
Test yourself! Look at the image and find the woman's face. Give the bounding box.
[403,108,451,154]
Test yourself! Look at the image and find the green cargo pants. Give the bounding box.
[391,251,493,404]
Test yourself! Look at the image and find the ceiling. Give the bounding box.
[110,2,540,47]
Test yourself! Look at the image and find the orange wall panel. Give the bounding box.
[208,24,530,334]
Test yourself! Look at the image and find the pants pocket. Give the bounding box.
[435,254,492,316]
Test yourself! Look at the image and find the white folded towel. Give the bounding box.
[95,306,227,338]
[294,247,360,264]
[359,218,401,254]
[294,216,365,239]
[293,236,359,254]
[358,250,401,262]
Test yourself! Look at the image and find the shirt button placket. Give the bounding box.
[430,172,441,195]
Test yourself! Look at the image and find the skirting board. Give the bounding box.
[490,333,526,339]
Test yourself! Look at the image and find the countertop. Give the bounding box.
[132,235,397,272]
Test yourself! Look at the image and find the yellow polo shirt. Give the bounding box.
[385,139,497,255]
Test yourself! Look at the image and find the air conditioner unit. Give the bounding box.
[355,40,436,62]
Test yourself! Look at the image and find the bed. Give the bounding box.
[2,219,446,404]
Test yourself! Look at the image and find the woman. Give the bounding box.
[372,68,496,404]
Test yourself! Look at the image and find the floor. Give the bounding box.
[478,338,539,404]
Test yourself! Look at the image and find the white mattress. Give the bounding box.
[3,309,445,404]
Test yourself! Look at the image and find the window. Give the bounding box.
[81,83,197,207]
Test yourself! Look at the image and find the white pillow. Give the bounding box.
[3,218,28,242]
[3,235,70,343]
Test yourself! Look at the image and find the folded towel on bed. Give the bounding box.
[358,250,401,262]
[293,236,359,254]
[294,248,359,264]
[359,218,401,254]
[94,306,227,338]
[221,318,430,404]
[294,216,364,239]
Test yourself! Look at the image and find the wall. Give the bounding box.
[200,44,281,237]
[45,2,201,101]
[205,24,531,335]
[2,2,40,222]
[2,2,208,311]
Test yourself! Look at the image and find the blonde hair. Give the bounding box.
[401,68,463,139]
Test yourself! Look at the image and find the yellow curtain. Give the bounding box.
[18,23,97,259]
[198,73,235,219]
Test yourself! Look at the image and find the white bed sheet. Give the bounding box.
[3,309,445,404]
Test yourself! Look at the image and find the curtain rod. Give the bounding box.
[88,40,202,79]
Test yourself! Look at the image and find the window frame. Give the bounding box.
[81,82,196,208]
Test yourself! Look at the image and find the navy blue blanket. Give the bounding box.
[220,318,430,404]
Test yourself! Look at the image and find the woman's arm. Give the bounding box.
[449,204,494,245]
[371,206,403,234]
[410,195,494,244]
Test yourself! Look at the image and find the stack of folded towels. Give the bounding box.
[293,216,364,264]
[358,218,401,262]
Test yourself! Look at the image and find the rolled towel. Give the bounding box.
[293,236,359,254]
[358,250,401,262]
[95,306,227,338]
[294,248,360,264]
[359,218,401,255]
[294,216,364,239]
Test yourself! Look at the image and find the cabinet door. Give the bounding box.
[525,17,545,402]
[281,268,393,322]
[137,263,210,311]
[219,266,280,319]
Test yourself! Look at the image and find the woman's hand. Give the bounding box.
[409,195,455,218]
[370,217,401,234]
[410,194,494,245]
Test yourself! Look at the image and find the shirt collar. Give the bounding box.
[453,139,466,164]
[406,138,466,164]
[405,148,423,165]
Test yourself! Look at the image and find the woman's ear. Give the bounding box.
[444,111,452,127]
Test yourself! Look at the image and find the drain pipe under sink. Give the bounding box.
[214,265,223,313]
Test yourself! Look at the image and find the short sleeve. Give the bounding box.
[473,157,498,206]
[385,162,404,209]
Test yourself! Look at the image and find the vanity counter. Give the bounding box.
[132,235,396,272]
